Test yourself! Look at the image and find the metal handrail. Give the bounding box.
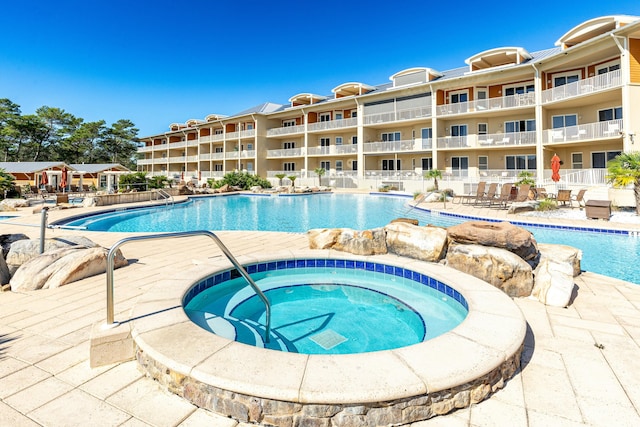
[153,189,174,205]
[105,230,271,342]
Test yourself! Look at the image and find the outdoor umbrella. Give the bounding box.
[60,168,68,192]
[40,170,48,187]
[551,154,561,182]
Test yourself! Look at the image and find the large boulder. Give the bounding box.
[531,243,582,307]
[384,222,447,262]
[0,255,10,286]
[0,233,29,258]
[1,199,29,209]
[447,221,538,263]
[10,246,128,291]
[5,235,99,274]
[445,243,534,297]
[308,228,343,249]
[333,228,387,256]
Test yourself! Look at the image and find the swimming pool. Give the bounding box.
[184,262,468,354]
[56,193,640,284]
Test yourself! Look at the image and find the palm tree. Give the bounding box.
[424,169,443,191]
[287,175,297,188]
[314,168,325,186]
[275,173,286,187]
[607,152,640,214]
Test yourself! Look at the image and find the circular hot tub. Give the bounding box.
[131,250,525,426]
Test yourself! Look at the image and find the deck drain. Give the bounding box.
[310,330,347,350]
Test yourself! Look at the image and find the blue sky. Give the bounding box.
[2,1,640,137]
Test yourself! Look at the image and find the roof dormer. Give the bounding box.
[389,67,441,88]
[465,47,532,72]
[288,93,328,107]
[332,82,375,98]
[186,119,204,127]
[555,15,639,50]
[205,114,228,122]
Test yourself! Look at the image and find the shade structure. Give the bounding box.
[60,168,68,191]
[40,170,48,186]
[551,154,561,182]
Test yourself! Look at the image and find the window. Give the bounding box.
[592,151,620,168]
[552,114,577,128]
[554,72,579,87]
[319,113,331,122]
[504,84,535,96]
[598,107,622,122]
[214,164,223,171]
[571,153,583,169]
[421,128,432,139]
[451,157,469,177]
[320,137,330,147]
[246,143,253,150]
[451,125,467,137]
[214,129,223,135]
[282,119,296,127]
[335,161,343,171]
[246,123,254,130]
[505,119,535,132]
[450,91,468,103]
[382,132,401,141]
[283,142,295,149]
[335,112,343,120]
[320,161,331,170]
[351,110,357,118]
[421,157,433,170]
[382,159,401,170]
[283,162,296,171]
[478,156,488,170]
[351,136,358,144]
[214,147,223,153]
[505,155,536,170]
[352,160,358,171]
[597,62,620,75]
[478,123,488,135]
[335,137,343,145]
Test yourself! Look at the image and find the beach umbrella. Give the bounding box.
[551,154,561,182]
[60,168,68,192]
[40,170,48,186]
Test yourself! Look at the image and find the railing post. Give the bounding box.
[39,206,49,254]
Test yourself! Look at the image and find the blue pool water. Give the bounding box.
[184,262,468,354]
[57,193,640,284]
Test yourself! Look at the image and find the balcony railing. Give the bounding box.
[363,105,432,125]
[543,119,623,144]
[267,148,304,158]
[437,131,536,149]
[139,146,157,152]
[186,139,199,147]
[224,150,256,159]
[266,124,305,137]
[168,141,186,149]
[307,117,357,132]
[168,156,186,162]
[363,139,431,153]
[438,93,535,116]
[307,145,358,156]
[226,129,256,139]
[542,69,621,103]
[137,159,152,165]
[267,171,301,178]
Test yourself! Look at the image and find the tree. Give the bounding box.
[32,106,76,161]
[314,167,325,186]
[100,119,139,169]
[60,120,107,164]
[0,168,15,198]
[275,173,286,186]
[607,152,640,215]
[287,175,297,188]
[424,169,443,191]
[0,99,21,161]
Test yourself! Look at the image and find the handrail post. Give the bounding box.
[39,206,49,254]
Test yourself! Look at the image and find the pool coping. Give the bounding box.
[129,249,526,415]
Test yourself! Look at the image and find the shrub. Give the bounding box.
[119,172,148,191]
[536,199,559,211]
[212,171,272,190]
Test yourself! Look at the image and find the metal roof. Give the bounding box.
[68,163,130,173]
[0,161,71,173]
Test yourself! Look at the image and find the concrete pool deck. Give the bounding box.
[1,199,640,426]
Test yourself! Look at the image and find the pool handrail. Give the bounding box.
[105,230,271,342]
[153,189,174,206]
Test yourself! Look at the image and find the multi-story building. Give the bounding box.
[138,15,640,197]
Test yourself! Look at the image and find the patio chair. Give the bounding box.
[532,187,548,200]
[571,188,587,208]
[476,182,498,206]
[457,181,486,204]
[491,183,515,208]
[514,184,531,203]
[556,189,572,207]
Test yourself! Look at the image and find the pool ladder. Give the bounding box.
[104,230,271,343]
[153,189,174,206]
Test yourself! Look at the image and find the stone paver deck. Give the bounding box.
[1,198,639,426]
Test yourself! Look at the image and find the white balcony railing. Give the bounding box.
[226,129,256,139]
[307,145,358,156]
[139,146,156,152]
[168,141,186,149]
[186,139,199,147]
[543,119,623,144]
[137,159,152,165]
[437,131,536,149]
[363,105,432,125]
[438,93,535,116]
[363,139,429,153]
[266,124,305,137]
[267,148,304,158]
[186,155,199,162]
[224,150,256,159]
[307,117,357,132]
[267,170,302,178]
[542,69,621,103]
[168,156,186,162]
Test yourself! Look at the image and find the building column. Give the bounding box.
[356,102,364,179]
[533,65,545,186]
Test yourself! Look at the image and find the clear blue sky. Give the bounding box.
[2,1,640,137]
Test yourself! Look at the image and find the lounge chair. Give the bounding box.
[476,183,498,206]
[491,183,514,208]
[457,181,486,205]
[556,189,572,207]
[571,188,587,208]
[533,187,551,200]
[514,184,531,203]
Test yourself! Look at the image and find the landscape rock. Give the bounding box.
[447,221,538,262]
[531,243,582,307]
[389,218,419,226]
[537,243,582,277]
[384,222,447,262]
[445,243,534,297]
[0,255,10,285]
[308,228,343,249]
[333,228,387,255]
[5,235,100,274]
[1,199,28,209]
[0,233,29,258]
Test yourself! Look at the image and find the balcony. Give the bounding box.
[266,124,305,137]
[307,117,357,132]
[363,139,432,153]
[438,93,535,116]
[363,105,432,125]
[138,146,157,153]
[186,139,199,147]
[226,129,256,139]
[437,131,536,149]
[266,148,304,158]
[307,145,358,156]
[543,119,623,144]
[137,159,152,165]
[542,69,621,103]
[225,150,256,159]
[168,141,186,149]
[168,156,186,162]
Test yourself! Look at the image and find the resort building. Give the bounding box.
[137,15,640,199]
